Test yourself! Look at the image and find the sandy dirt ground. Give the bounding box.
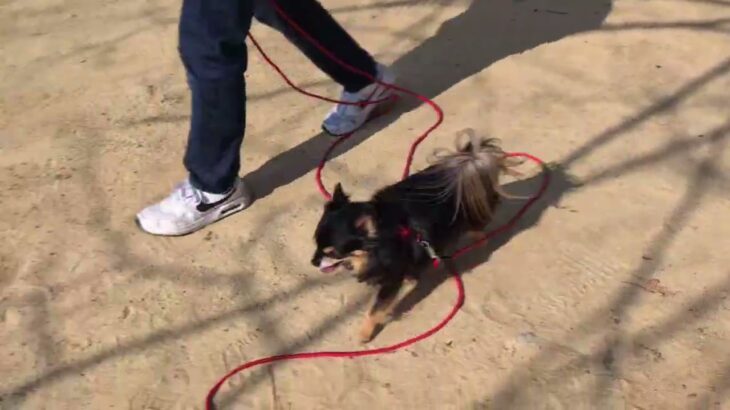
[2,0,730,408]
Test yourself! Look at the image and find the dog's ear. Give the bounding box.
[355,213,377,238]
[331,183,349,204]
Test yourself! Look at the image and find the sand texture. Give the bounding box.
[1,0,730,408]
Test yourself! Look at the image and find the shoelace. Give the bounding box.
[178,181,203,206]
[336,90,365,116]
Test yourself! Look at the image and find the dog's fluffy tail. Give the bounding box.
[429,128,523,227]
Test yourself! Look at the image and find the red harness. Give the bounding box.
[397,226,442,267]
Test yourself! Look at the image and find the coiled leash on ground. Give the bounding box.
[205,1,550,408]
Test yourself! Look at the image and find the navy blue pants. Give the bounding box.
[179,0,377,193]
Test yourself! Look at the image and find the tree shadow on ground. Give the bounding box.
[392,164,577,321]
[244,0,612,199]
[465,56,730,408]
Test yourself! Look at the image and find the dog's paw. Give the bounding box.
[358,321,376,344]
[359,317,387,344]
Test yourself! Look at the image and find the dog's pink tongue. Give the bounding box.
[319,259,338,273]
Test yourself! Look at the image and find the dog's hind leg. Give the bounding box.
[465,230,487,243]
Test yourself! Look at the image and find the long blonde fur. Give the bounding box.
[428,128,523,227]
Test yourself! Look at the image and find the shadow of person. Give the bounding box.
[244,0,612,198]
[389,165,578,331]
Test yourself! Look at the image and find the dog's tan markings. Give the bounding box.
[323,246,335,254]
[355,214,377,237]
[465,230,487,242]
[347,250,370,275]
[359,282,414,343]
[359,313,390,344]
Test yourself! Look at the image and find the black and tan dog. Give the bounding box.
[311,130,521,342]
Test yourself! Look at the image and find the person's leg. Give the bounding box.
[136,0,254,236]
[252,0,396,135]
[181,0,253,193]
[253,0,376,93]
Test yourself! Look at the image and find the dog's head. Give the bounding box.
[311,183,376,275]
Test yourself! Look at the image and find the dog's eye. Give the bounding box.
[338,238,363,255]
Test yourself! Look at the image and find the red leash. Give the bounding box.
[205,3,550,408]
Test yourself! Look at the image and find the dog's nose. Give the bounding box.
[311,254,321,267]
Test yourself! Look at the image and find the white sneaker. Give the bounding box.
[322,64,396,136]
[136,178,253,236]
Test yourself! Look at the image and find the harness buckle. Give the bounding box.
[418,239,440,261]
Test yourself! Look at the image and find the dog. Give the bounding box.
[311,129,521,342]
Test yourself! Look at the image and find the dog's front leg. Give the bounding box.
[359,280,403,343]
